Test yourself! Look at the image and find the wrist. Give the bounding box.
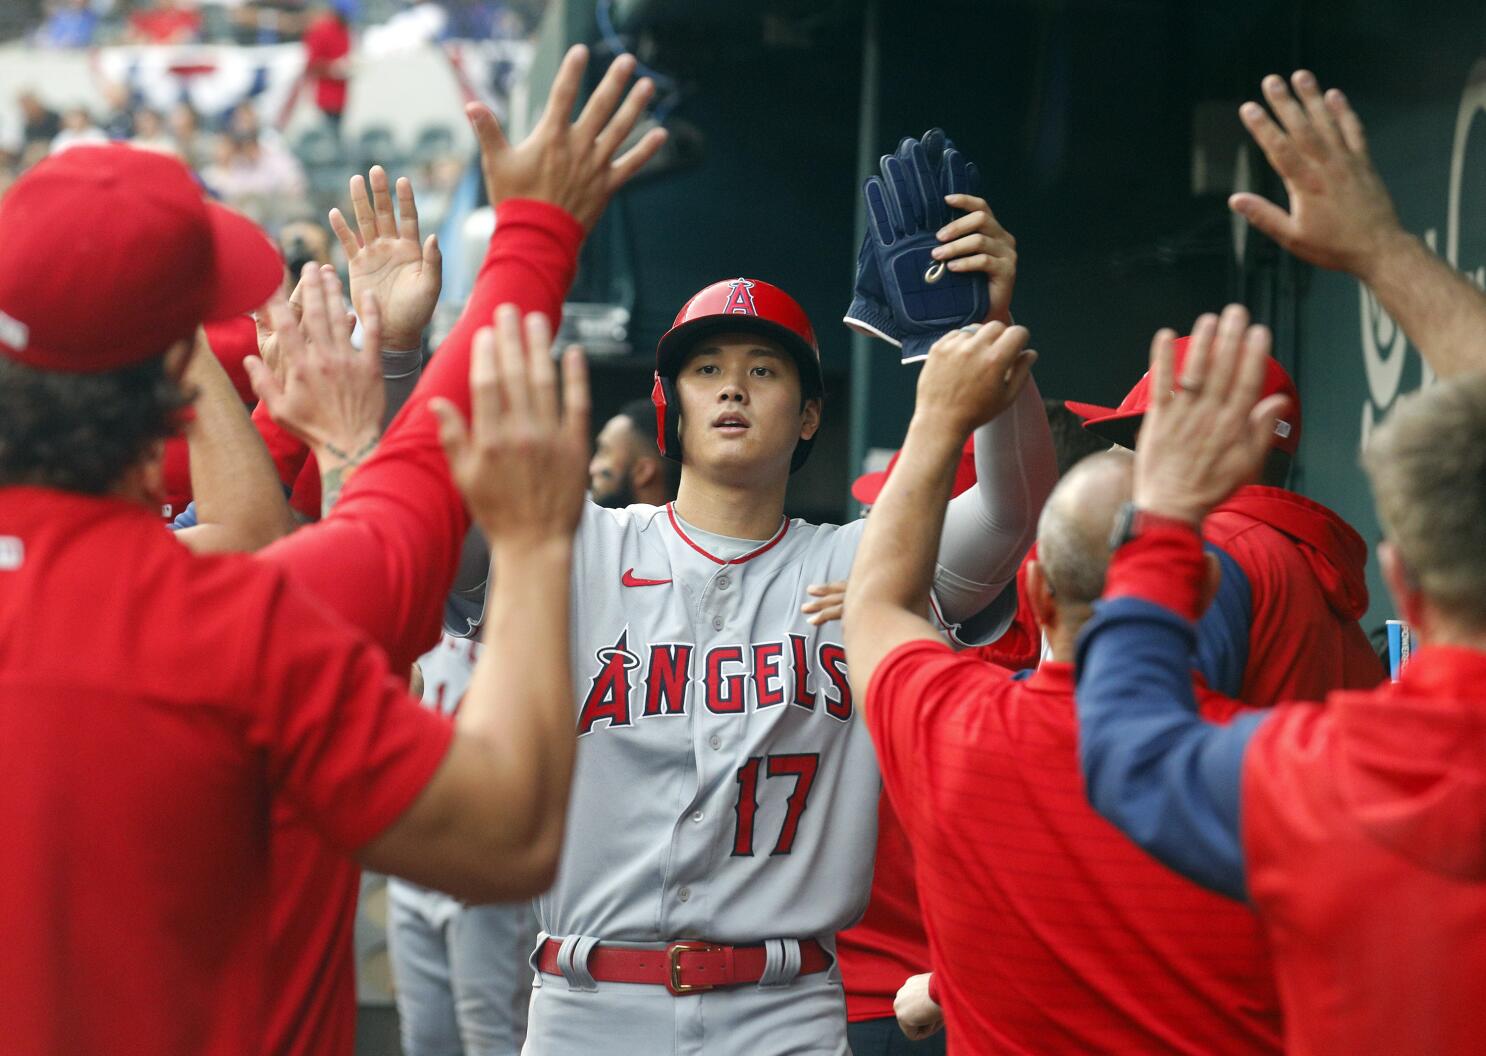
[1128,488,1206,529]
[488,533,574,569]
[312,426,381,466]
[905,412,972,459]
[1355,225,1422,285]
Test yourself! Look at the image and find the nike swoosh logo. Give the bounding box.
[622,568,673,588]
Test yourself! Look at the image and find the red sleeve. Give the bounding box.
[251,399,312,490]
[864,638,1012,827]
[258,200,583,673]
[289,457,322,522]
[1104,524,1207,620]
[251,573,454,853]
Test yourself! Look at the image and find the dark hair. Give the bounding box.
[1044,399,1108,479]
[0,356,192,494]
[618,397,681,496]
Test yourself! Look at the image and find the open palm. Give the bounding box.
[330,165,442,351]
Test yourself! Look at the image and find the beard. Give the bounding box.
[592,473,637,509]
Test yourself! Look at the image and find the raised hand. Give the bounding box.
[465,45,668,231]
[246,265,385,461]
[933,194,1017,325]
[914,321,1038,439]
[1132,306,1292,525]
[430,305,591,547]
[330,166,442,351]
[1229,71,1406,278]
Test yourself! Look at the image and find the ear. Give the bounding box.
[1196,552,1223,616]
[631,457,658,488]
[1025,559,1057,633]
[1378,540,1425,629]
[800,397,822,442]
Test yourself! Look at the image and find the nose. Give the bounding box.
[717,369,748,404]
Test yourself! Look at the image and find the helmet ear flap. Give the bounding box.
[652,372,684,463]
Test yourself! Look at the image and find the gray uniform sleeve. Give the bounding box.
[931,376,1056,642]
[380,343,424,430]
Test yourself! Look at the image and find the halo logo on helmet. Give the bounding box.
[652,277,825,474]
[722,278,759,316]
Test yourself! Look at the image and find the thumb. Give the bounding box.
[1229,192,1294,245]
[244,355,284,408]
[465,101,511,157]
[1248,392,1294,461]
[422,233,443,289]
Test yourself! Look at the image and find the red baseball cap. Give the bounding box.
[851,437,978,507]
[0,144,282,374]
[1065,336,1302,455]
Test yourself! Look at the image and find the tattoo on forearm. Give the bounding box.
[320,436,380,517]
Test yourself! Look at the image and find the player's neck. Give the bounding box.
[673,473,788,541]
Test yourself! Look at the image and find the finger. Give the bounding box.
[932,233,1005,262]
[1177,313,1218,394]
[421,233,442,289]
[806,582,847,596]
[936,198,1000,240]
[1002,347,1038,396]
[328,207,361,256]
[608,125,668,190]
[349,172,378,243]
[396,176,420,243]
[1228,192,1296,246]
[1249,392,1293,462]
[1326,87,1368,155]
[1200,304,1252,410]
[1290,69,1345,153]
[1261,73,1325,159]
[493,304,530,427]
[593,75,655,164]
[1231,322,1274,418]
[430,396,471,469]
[468,324,500,443]
[243,355,285,408]
[1239,100,1307,182]
[972,321,1025,362]
[537,43,589,131]
[560,344,591,449]
[524,312,558,429]
[319,268,353,348]
[575,52,638,142]
[369,165,397,240]
[1147,328,1177,415]
[295,261,333,357]
[465,101,510,156]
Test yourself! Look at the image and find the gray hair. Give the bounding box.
[1036,449,1135,607]
[1364,373,1486,629]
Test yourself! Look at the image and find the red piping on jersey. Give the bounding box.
[666,503,790,566]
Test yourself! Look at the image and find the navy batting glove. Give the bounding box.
[857,132,989,363]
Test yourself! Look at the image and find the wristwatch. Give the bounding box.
[1108,502,1200,551]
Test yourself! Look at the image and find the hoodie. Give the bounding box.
[1201,485,1383,706]
[1241,646,1486,1055]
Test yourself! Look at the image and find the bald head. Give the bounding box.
[1035,449,1135,609]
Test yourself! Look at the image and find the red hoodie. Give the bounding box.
[1206,486,1383,706]
[1243,646,1486,1055]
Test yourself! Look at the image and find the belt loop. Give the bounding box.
[757,938,801,988]
[556,934,601,992]
[528,932,549,989]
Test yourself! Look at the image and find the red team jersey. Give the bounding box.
[865,640,1284,1055]
[0,488,452,1056]
[251,199,583,1056]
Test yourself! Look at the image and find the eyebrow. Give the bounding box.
[691,345,788,360]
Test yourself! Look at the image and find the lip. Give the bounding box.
[711,413,751,431]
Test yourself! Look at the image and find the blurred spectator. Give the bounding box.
[34,0,98,48]
[278,216,333,284]
[126,0,203,44]
[167,102,210,169]
[131,108,176,154]
[99,82,137,142]
[301,1,353,133]
[202,128,308,228]
[18,92,61,161]
[50,107,107,154]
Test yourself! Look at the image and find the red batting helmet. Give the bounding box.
[651,277,825,473]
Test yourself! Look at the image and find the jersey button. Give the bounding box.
[717,574,730,590]
[691,810,704,823]
[678,886,692,902]
[708,735,722,750]
[711,616,723,631]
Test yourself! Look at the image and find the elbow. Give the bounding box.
[458,824,564,904]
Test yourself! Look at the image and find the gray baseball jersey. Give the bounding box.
[390,632,538,1056]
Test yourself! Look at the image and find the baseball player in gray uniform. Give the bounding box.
[389,627,539,1056]
[517,261,1056,1053]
